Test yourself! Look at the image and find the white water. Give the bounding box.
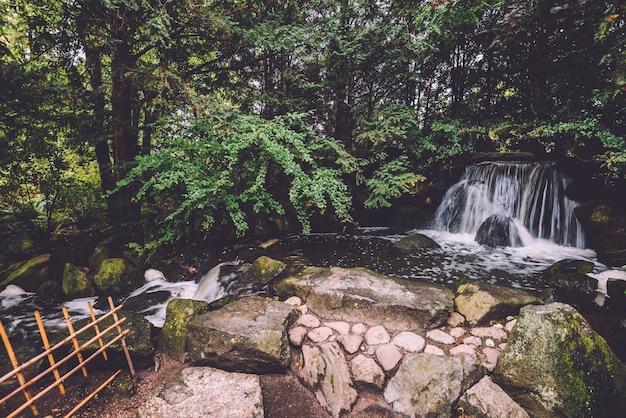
[434,161,585,248]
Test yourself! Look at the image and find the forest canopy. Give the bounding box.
[1,0,625,251]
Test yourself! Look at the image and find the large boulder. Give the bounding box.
[0,234,35,256]
[454,282,542,326]
[1,254,51,291]
[457,376,529,418]
[493,303,626,418]
[93,258,139,293]
[475,215,522,248]
[394,233,440,250]
[186,296,295,374]
[298,342,357,418]
[137,367,263,418]
[62,262,93,297]
[384,353,484,418]
[575,199,626,266]
[275,267,453,332]
[158,298,209,362]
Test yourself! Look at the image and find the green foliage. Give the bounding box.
[120,98,355,251]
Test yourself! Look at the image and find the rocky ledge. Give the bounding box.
[139,266,626,418]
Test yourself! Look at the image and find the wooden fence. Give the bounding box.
[0,296,135,418]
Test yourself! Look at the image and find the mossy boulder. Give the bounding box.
[62,262,93,297]
[544,259,598,302]
[241,256,286,283]
[93,258,138,292]
[544,259,595,276]
[493,302,626,418]
[1,254,51,291]
[394,233,440,250]
[158,298,210,362]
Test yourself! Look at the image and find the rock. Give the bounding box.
[544,259,595,276]
[475,215,522,247]
[493,302,626,418]
[275,267,453,332]
[88,245,110,269]
[470,327,507,341]
[62,262,93,297]
[544,260,598,302]
[575,199,626,266]
[241,256,286,283]
[424,344,445,356]
[137,366,263,418]
[93,258,139,292]
[392,331,425,353]
[351,354,385,387]
[324,321,350,335]
[299,342,357,418]
[394,233,440,250]
[449,327,466,339]
[352,323,367,335]
[297,313,321,328]
[426,329,456,345]
[449,344,476,358]
[158,299,210,362]
[338,334,363,354]
[457,376,530,418]
[289,326,308,346]
[308,326,334,343]
[364,325,390,345]
[482,347,500,370]
[284,296,302,307]
[463,336,482,346]
[1,254,51,290]
[455,282,542,325]
[505,319,517,332]
[384,353,484,418]
[375,344,402,371]
[447,311,466,326]
[187,296,295,374]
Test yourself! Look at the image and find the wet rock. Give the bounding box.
[575,199,626,266]
[457,376,529,418]
[475,215,522,247]
[62,262,93,297]
[275,267,453,332]
[137,366,263,418]
[158,299,209,362]
[454,282,542,325]
[1,254,51,290]
[493,302,626,418]
[241,256,286,283]
[299,342,357,418]
[384,353,484,418]
[394,233,440,250]
[187,296,294,374]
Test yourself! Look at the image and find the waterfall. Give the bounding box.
[192,261,242,302]
[433,161,585,247]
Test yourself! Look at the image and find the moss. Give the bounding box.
[159,298,209,361]
[93,258,137,291]
[242,256,286,283]
[62,262,93,297]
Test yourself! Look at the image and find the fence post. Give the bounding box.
[34,310,65,395]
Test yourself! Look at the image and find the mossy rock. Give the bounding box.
[0,234,35,256]
[394,233,440,250]
[158,298,210,362]
[544,259,595,276]
[241,256,286,283]
[88,245,111,269]
[1,254,51,290]
[93,258,139,292]
[62,262,93,297]
[493,303,626,417]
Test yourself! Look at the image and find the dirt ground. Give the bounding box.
[1,353,402,418]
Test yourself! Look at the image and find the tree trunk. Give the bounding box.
[109,5,140,225]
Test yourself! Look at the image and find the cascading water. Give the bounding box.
[433,161,585,248]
